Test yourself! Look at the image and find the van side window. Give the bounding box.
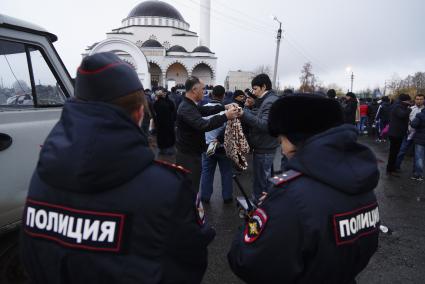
[0,39,67,109]
[28,47,66,106]
[0,39,33,106]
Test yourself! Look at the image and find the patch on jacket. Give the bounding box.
[243,208,268,243]
[333,202,379,246]
[195,193,206,226]
[155,160,191,174]
[23,199,126,252]
[269,170,302,187]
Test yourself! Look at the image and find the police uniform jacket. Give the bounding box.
[228,125,380,284]
[21,100,214,284]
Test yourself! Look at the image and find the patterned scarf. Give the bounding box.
[224,118,250,171]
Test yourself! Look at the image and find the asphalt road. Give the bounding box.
[196,137,425,284]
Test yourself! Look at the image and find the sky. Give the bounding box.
[2,0,424,92]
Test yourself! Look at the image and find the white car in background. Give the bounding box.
[0,14,73,283]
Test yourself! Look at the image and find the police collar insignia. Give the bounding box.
[244,208,268,243]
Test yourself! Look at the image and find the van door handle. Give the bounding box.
[0,133,13,151]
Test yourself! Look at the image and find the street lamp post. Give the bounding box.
[272,16,282,90]
[346,66,354,93]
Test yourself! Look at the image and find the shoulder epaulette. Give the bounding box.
[154,160,191,174]
[269,170,302,187]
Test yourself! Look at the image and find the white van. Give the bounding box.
[0,14,73,282]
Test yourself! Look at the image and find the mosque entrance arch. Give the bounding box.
[149,62,163,88]
[191,63,214,86]
[166,62,188,86]
[89,38,151,89]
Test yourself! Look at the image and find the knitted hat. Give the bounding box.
[233,90,245,99]
[398,93,411,102]
[268,94,344,145]
[346,92,356,99]
[75,52,143,102]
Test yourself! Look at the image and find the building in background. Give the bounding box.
[84,0,216,90]
[225,70,255,91]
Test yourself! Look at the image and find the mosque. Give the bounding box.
[84,0,216,90]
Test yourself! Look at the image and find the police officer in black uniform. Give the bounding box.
[228,94,380,284]
[21,52,214,284]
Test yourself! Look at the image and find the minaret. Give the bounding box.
[199,0,211,48]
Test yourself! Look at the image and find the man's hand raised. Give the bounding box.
[225,107,240,120]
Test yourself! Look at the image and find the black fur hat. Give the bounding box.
[268,94,344,145]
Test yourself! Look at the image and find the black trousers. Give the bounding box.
[387,136,403,172]
[176,150,202,193]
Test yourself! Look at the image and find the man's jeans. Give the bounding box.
[200,152,233,200]
[358,116,368,132]
[395,137,414,170]
[414,144,424,177]
[253,152,275,199]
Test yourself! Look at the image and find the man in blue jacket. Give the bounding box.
[228,94,380,284]
[21,52,214,284]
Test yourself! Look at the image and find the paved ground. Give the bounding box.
[197,137,425,284]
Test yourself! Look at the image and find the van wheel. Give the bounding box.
[0,232,28,284]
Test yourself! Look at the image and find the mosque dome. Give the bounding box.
[192,46,213,53]
[167,45,187,52]
[141,39,163,48]
[128,1,186,23]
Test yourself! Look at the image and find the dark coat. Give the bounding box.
[388,101,411,138]
[242,91,279,154]
[153,96,176,149]
[228,125,380,284]
[21,100,214,284]
[176,97,227,155]
[411,108,425,145]
[376,102,391,124]
[367,102,379,122]
[168,91,182,109]
[343,98,358,124]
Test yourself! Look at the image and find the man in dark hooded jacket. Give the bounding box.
[21,52,214,284]
[228,94,380,284]
[386,93,411,176]
[153,88,176,155]
[343,92,358,125]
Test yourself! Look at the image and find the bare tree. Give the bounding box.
[299,62,317,93]
[386,72,425,96]
[253,65,272,77]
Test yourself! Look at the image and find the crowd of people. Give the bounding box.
[22,51,425,283]
[330,91,424,181]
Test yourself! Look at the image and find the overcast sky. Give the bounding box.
[2,0,424,91]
